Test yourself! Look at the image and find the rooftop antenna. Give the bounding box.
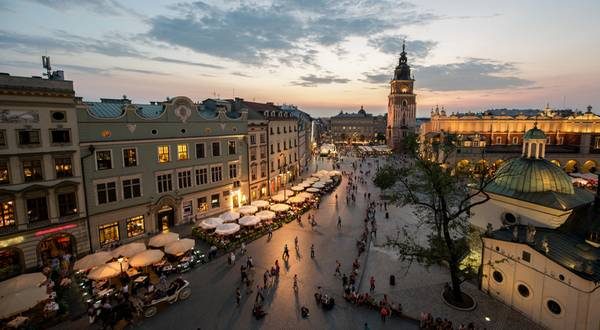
[42,56,52,78]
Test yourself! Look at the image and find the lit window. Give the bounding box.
[123,148,137,167]
[210,194,220,208]
[126,215,144,238]
[99,222,119,246]
[0,200,15,228]
[158,145,170,163]
[22,159,43,181]
[197,197,208,212]
[0,160,9,184]
[96,151,112,170]
[54,157,73,178]
[178,144,189,160]
[123,178,141,199]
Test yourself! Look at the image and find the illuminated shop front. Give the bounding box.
[37,232,76,266]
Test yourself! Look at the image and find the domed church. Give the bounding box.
[473,125,600,329]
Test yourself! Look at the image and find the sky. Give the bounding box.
[0,0,599,118]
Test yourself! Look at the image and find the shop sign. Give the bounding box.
[35,223,77,237]
[0,236,24,248]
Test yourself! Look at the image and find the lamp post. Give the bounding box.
[117,257,124,273]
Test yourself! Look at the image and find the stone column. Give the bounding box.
[527,142,532,158]
[14,192,27,230]
[541,143,546,158]
[47,188,59,223]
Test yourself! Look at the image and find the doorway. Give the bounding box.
[157,206,174,232]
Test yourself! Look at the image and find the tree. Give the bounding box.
[373,133,498,306]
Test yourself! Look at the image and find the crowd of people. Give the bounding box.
[419,312,475,330]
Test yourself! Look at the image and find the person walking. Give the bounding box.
[337,216,342,228]
[370,276,375,292]
[283,244,289,259]
[293,274,298,292]
[229,252,235,265]
[294,236,299,250]
[334,260,341,276]
[267,226,273,239]
[310,244,315,258]
[236,288,241,306]
[263,270,270,287]
[240,242,246,255]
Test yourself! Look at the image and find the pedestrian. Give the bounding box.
[342,274,348,286]
[267,226,273,239]
[370,276,375,292]
[255,285,264,303]
[283,244,289,259]
[294,236,299,249]
[263,270,270,287]
[337,216,342,228]
[335,260,341,276]
[310,244,315,258]
[236,288,241,306]
[229,252,235,265]
[247,256,254,269]
[240,242,246,255]
[293,274,298,292]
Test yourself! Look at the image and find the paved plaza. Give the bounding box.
[58,155,543,330]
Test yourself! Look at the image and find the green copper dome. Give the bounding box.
[523,126,546,140]
[490,158,573,194]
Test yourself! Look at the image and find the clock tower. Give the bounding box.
[387,41,416,151]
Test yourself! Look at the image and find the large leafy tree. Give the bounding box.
[374,133,498,304]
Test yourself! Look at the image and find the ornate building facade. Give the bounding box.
[387,42,417,151]
[330,106,386,144]
[420,105,600,173]
[0,74,90,276]
[78,96,248,250]
[471,126,600,330]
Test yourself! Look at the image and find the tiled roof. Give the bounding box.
[85,101,165,119]
[489,224,600,282]
[241,101,280,112]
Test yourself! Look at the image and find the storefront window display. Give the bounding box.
[99,222,119,246]
[126,216,144,238]
[0,200,15,228]
[38,233,74,269]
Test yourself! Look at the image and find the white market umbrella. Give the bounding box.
[149,232,179,247]
[311,173,322,178]
[312,182,325,188]
[271,194,287,202]
[88,261,129,281]
[0,286,48,319]
[329,170,341,176]
[238,205,258,215]
[165,239,195,256]
[279,189,294,197]
[291,185,304,192]
[215,223,240,235]
[220,211,240,223]
[130,249,165,267]
[297,192,313,199]
[287,196,306,204]
[74,251,113,271]
[112,242,146,258]
[0,273,46,297]
[299,182,312,188]
[255,210,276,220]
[251,200,269,208]
[319,178,333,183]
[306,187,320,193]
[270,203,290,212]
[238,215,261,227]
[198,217,223,230]
[307,177,320,182]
